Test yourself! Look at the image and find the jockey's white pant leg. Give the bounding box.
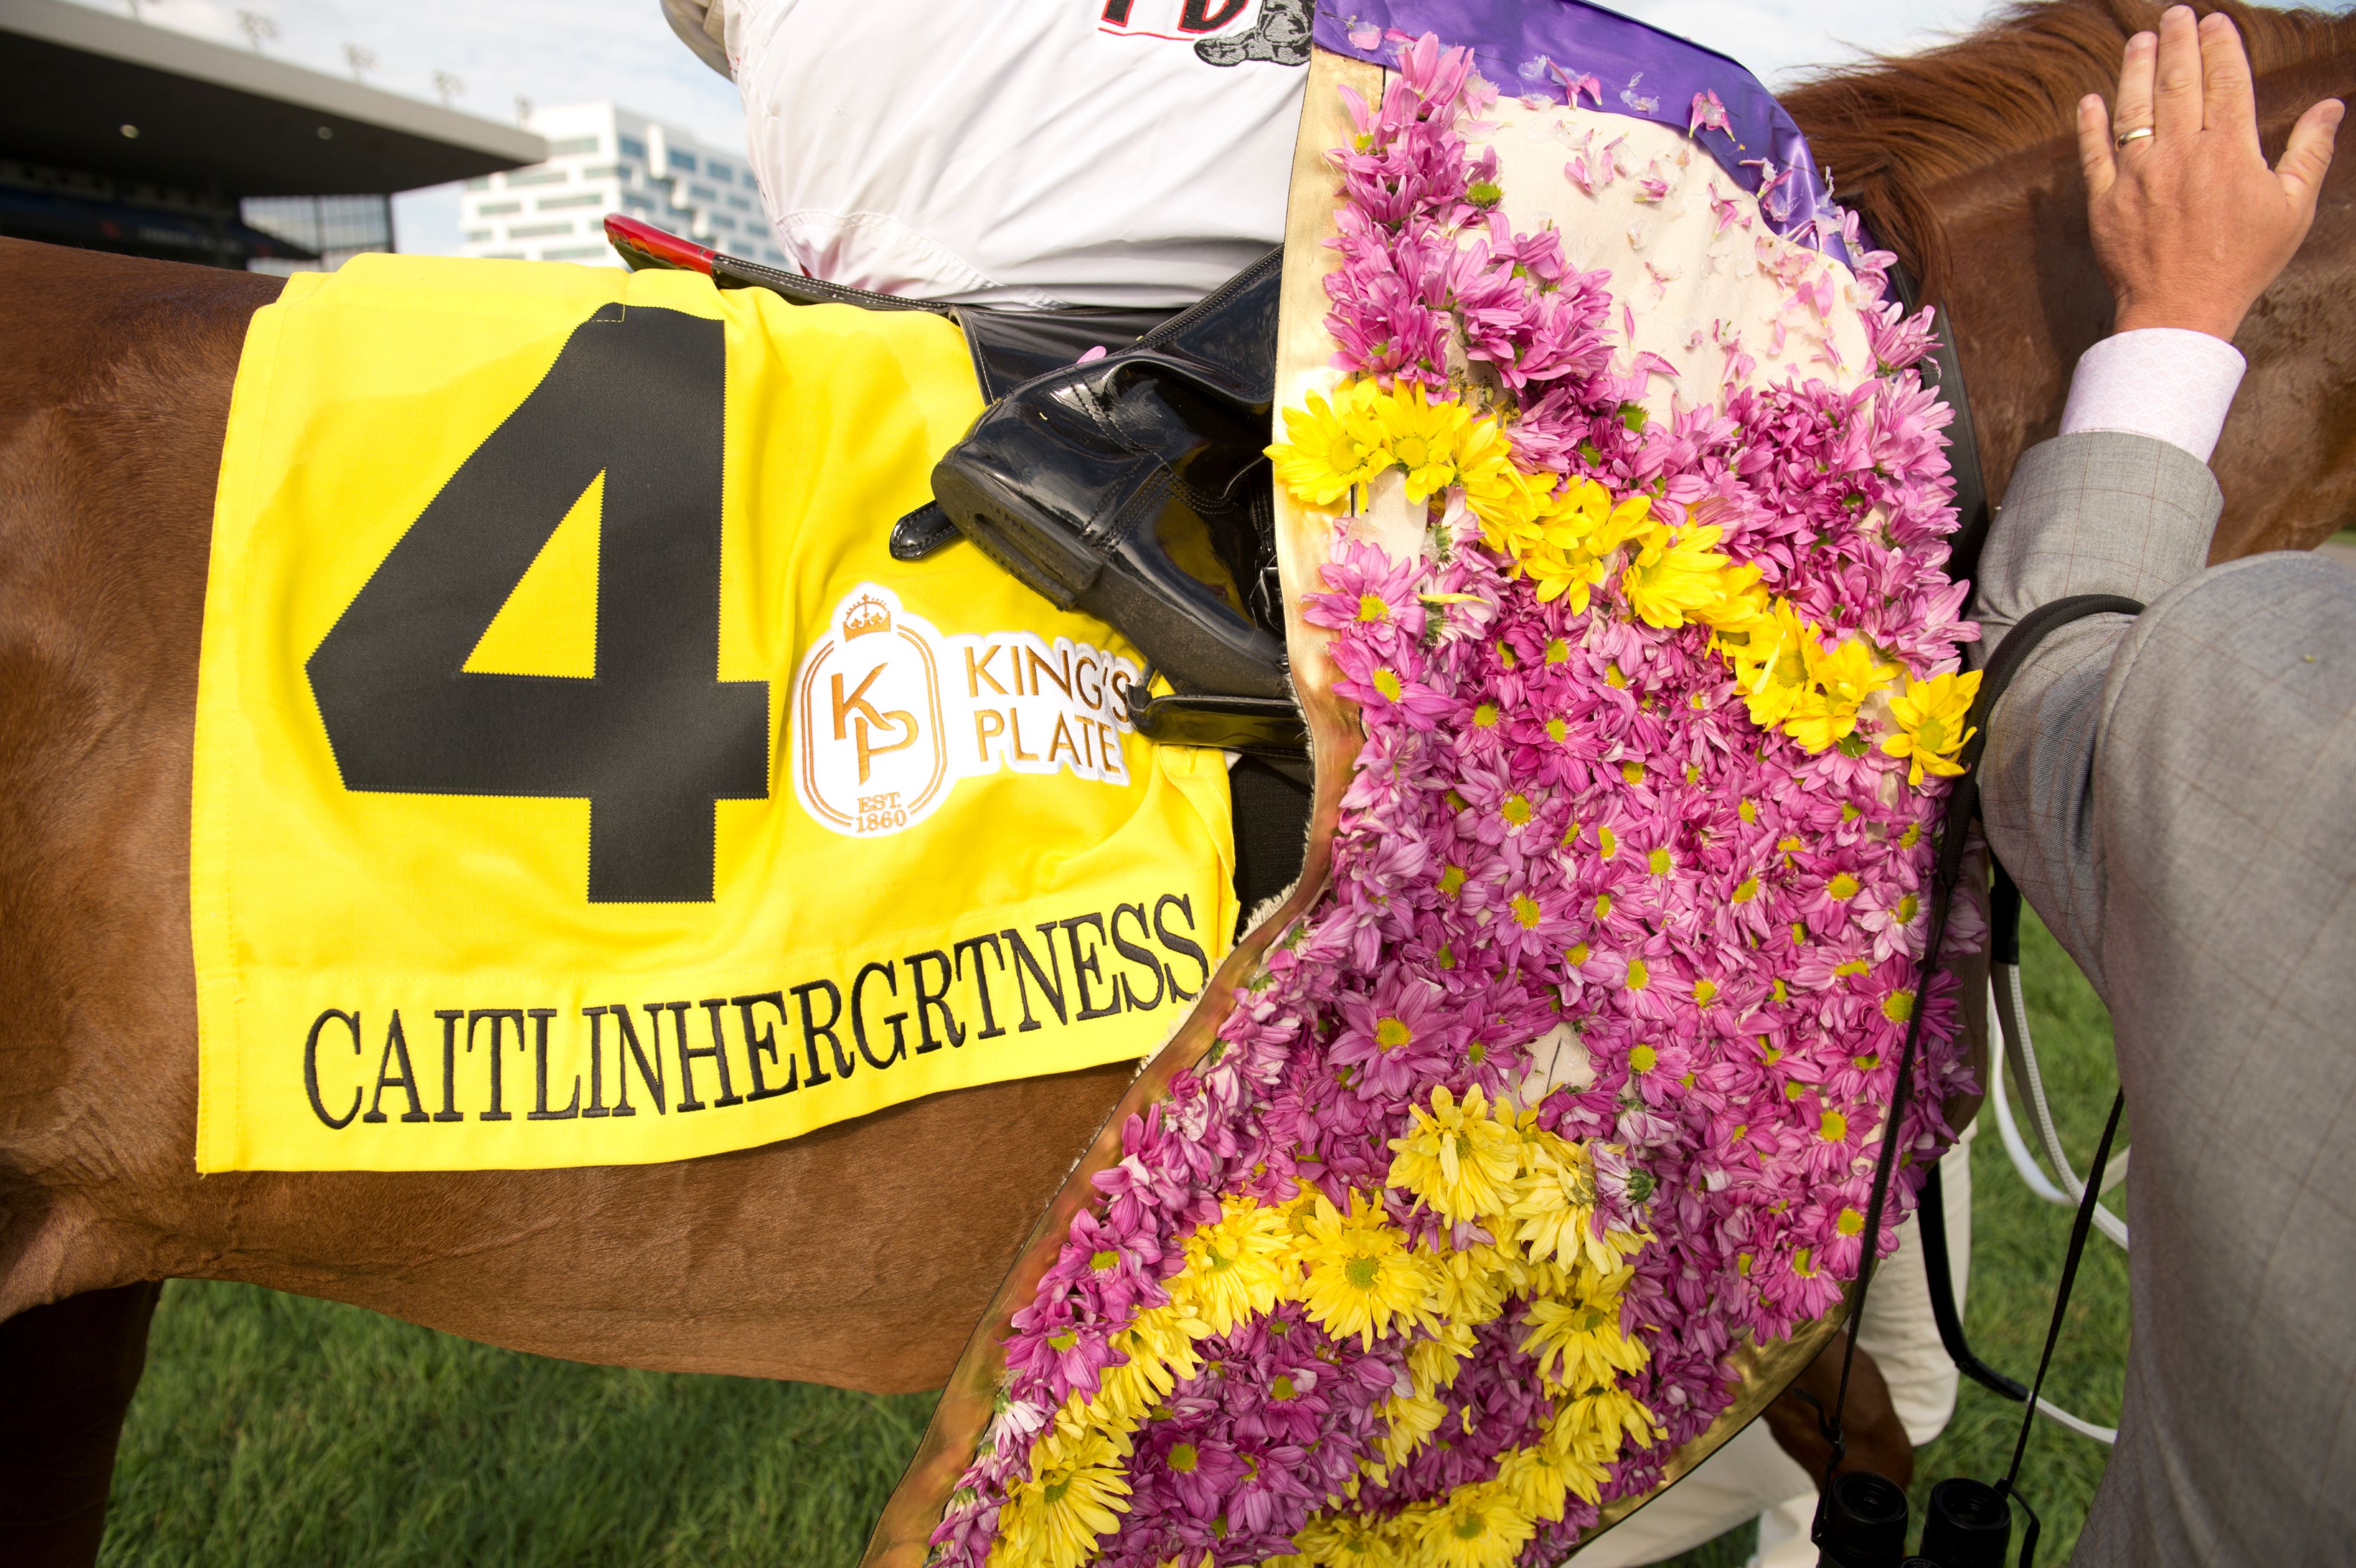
[1571,1421,1813,1567]
[714,0,1306,308]
[1568,1129,1973,1568]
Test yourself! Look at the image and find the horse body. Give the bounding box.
[0,240,1124,1397]
[2,5,2353,1562]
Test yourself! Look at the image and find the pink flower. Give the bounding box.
[1689,88,1730,139]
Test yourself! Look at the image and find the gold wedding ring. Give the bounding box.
[2116,125,2156,149]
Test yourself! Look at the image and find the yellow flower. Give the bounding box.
[1549,1382,1663,1457]
[1472,475,1653,616]
[1169,1195,1292,1335]
[1353,381,1477,502]
[1881,668,1983,785]
[1089,1308,1205,1427]
[1621,522,1739,630]
[1297,1190,1438,1348]
[1267,382,1382,507]
[1415,1482,1537,1568]
[1781,633,1897,752]
[1423,1243,1521,1328]
[1735,601,1819,730]
[1520,1277,1649,1393]
[1407,1319,1480,1397]
[1373,1390,1449,1468]
[992,1425,1132,1568]
[1387,1085,1521,1225]
[1292,1513,1405,1568]
[1491,1444,1572,1524]
[1695,562,1771,638]
[1449,405,1521,501]
[1507,1133,1623,1273]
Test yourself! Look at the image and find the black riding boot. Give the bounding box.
[928,248,1290,709]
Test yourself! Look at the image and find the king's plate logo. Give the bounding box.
[791,584,1143,838]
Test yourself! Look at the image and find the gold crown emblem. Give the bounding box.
[842,594,892,640]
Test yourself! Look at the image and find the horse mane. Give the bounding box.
[1780,0,2356,302]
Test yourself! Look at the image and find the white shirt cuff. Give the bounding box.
[2059,328,2246,464]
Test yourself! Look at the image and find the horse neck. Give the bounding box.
[1910,46,2356,559]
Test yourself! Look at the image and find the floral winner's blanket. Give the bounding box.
[869,5,1986,1564]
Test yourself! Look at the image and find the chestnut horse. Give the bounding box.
[1,2,2350,1562]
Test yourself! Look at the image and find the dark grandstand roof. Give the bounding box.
[0,0,547,197]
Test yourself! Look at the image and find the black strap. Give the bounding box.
[1817,591,2142,1487]
[2006,1091,2127,1487]
[1917,1160,2030,1401]
[1997,1089,2125,1568]
[1888,265,1991,589]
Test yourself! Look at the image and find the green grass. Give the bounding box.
[101,1293,932,1566]
[104,909,2127,1568]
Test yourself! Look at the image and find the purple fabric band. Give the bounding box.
[1311,0,1857,269]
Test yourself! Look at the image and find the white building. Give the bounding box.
[456,102,789,269]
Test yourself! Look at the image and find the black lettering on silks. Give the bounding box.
[905,950,964,1053]
[434,1008,466,1122]
[851,962,909,1070]
[364,1010,430,1124]
[606,1005,667,1116]
[679,1000,745,1112]
[953,934,1009,1040]
[1180,0,1249,31]
[1155,894,1212,1001]
[466,1008,527,1121]
[304,1008,364,1130]
[304,303,767,905]
[1000,925,1069,1032]
[732,991,797,1100]
[792,980,852,1083]
[581,1005,612,1117]
[1060,914,1124,1022]
[1100,0,1136,23]
[1110,902,1166,1012]
[527,1008,579,1120]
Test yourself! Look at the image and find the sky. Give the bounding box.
[73,0,2021,252]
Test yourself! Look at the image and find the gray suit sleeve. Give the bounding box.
[1968,432,2223,992]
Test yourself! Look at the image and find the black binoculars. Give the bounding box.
[1815,1472,2021,1568]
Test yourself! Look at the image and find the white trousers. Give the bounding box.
[1573,1129,1975,1567]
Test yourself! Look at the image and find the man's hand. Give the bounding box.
[2077,5,2342,342]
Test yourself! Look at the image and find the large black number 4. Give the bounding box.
[309,303,769,904]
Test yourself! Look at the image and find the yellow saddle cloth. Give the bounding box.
[192,256,1233,1172]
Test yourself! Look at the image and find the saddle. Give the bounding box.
[608,215,1310,766]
